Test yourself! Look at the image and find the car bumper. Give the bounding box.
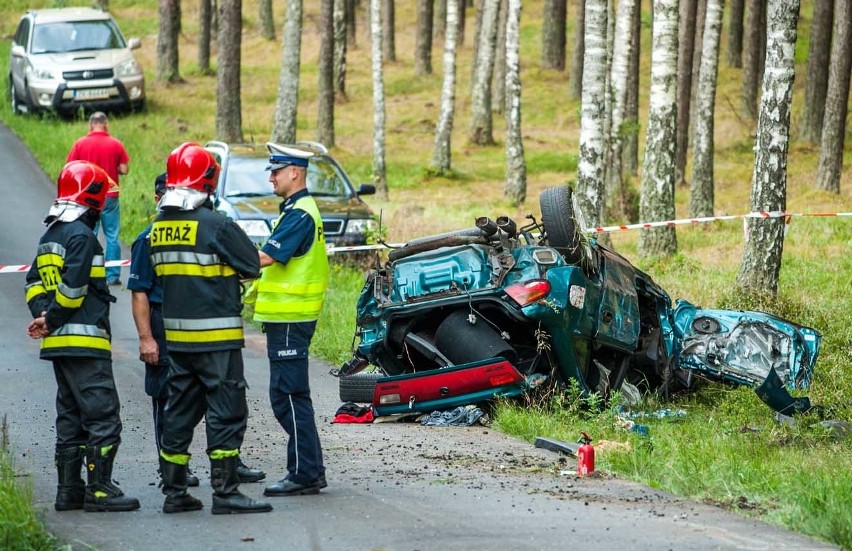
[27,76,145,112]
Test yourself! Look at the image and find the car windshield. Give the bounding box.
[222,155,353,199]
[31,20,125,54]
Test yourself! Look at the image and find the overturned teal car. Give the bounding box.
[337,187,821,416]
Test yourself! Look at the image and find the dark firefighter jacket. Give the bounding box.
[25,218,113,360]
[150,205,260,353]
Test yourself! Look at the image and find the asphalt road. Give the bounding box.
[0,122,837,551]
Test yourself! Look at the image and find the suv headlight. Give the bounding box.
[116,58,142,77]
[31,66,55,80]
[235,219,271,239]
[344,218,377,235]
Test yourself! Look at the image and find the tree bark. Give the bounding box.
[383,0,396,62]
[815,0,851,194]
[622,0,641,177]
[216,0,242,143]
[371,0,388,198]
[504,0,526,205]
[334,0,348,97]
[569,0,586,99]
[492,0,508,114]
[737,0,799,296]
[542,0,567,70]
[727,0,744,67]
[689,0,724,218]
[576,0,608,228]
[347,0,358,49]
[271,0,303,144]
[434,0,447,41]
[198,0,213,74]
[317,0,335,147]
[674,0,698,189]
[157,0,182,82]
[432,0,461,174]
[741,0,765,119]
[458,0,467,46]
[799,0,833,143]
[468,0,500,145]
[638,0,678,259]
[415,0,435,75]
[259,0,275,40]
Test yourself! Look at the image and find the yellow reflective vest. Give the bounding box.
[253,196,329,323]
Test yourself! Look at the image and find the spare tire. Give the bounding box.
[339,372,382,403]
[540,186,583,264]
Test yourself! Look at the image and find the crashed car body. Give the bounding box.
[340,187,821,416]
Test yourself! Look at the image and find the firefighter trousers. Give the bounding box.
[52,357,122,448]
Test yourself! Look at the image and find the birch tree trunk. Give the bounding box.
[317,0,335,146]
[383,0,396,62]
[815,0,851,194]
[689,0,724,218]
[737,0,800,296]
[504,0,526,205]
[198,0,213,75]
[432,0,460,174]
[468,0,500,145]
[271,0,302,144]
[259,0,275,40]
[157,0,182,82]
[576,0,608,228]
[542,0,567,70]
[334,0,348,97]
[415,0,434,75]
[798,0,833,143]
[569,0,586,99]
[637,0,678,259]
[604,0,636,220]
[492,0,508,114]
[741,0,765,119]
[216,0,243,142]
[371,0,388,198]
[727,0,744,67]
[622,0,641,177]
[674,0,697,189]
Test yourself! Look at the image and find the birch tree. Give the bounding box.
[576,0,608,228]
[334,0,348,97]
[317,0,335,146]
[569,0,586,99]
[689,0,724,218]
[623,1,641,176]
[157,0,182,82]
[492,0,508,114]
[604,0,636,220]
[216,0,242,142]
[736,0,800,296]
[504,0,526,205]
[815,0,852,194]
[271,0,303,144]
[432,0,460,174]
[637,0,678,259]
[259,0,275,40]
[799,0,833,143]
[370,0,388,198]
[468,0,500,145]
[674,0,698,189]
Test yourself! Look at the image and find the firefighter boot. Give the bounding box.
[160,458,203,513]
[55,446,85,511]
[83,445,140,512]
[210,456,272,515]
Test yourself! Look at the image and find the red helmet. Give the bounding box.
[166,142,220,194]
[56,161,112,212]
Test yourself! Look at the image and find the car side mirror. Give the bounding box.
[128,37,141,50]
[10,44,25,57]
[357,184,376,196]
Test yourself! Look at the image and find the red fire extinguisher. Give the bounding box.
[577,432,595,476]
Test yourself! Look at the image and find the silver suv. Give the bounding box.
[9,8,145,115]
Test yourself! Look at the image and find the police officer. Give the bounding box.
[151,143,271,515]
[253,143,329,497]
[25,161,139,513]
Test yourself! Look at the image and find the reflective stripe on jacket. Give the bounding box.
[253,196,330,323]
[150,205,260,352]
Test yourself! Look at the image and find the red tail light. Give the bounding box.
[505,279,551,306]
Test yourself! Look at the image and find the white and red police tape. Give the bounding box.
[1,210,848,274]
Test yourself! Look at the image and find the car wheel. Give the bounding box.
[339,372,382,403]
[539,186,583,264]
[9,77,21,115]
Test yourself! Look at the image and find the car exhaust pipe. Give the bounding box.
[496,216,517,238]
[476,216,499,237]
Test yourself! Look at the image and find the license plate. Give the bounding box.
[74,88,110,100]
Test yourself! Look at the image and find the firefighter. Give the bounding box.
[151,142,271,515]
[25,161,139,513]
[252,143,329,497]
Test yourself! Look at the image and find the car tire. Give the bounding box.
[338,372,382,403]
[539,186,583,264]
[9,77,21,115]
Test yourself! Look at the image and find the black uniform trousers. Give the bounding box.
[266,321,324,485]
[53,357,122,448]
[144,305,170,451]
[160,349,248,456]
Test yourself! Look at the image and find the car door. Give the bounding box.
[10,17,31,98]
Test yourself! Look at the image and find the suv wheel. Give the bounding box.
[9,78,20,115]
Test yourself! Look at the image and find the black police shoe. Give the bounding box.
[263,479,320,497]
